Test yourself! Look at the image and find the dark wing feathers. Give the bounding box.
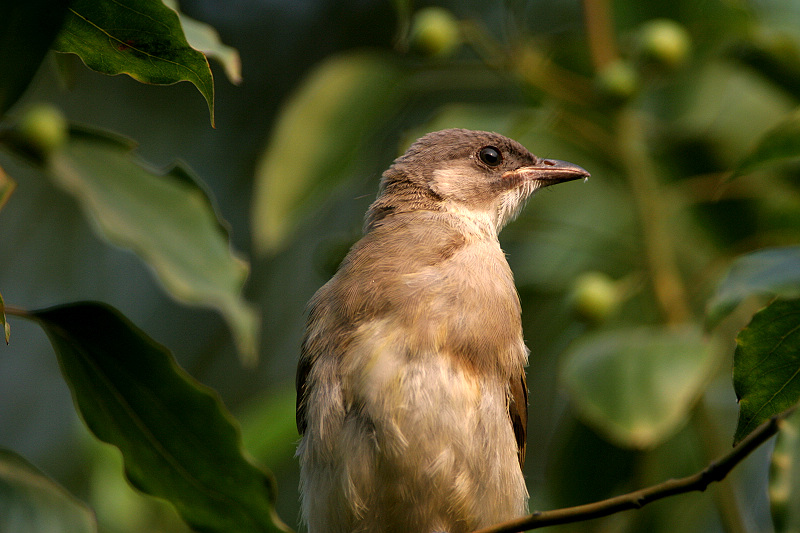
[508,371,528,467]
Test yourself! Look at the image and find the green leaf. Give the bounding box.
[561,325,718,449]
[33,302,290,533]
[0,165,15,214]
[46,125,257,363]
[0,290,8,344]
[770,408,800,533]
[0,447,97,533]
[734,110,800,177]
[0,2,72,115]
[52,0,215,125]
[733,298,800,445]
[707,246,800,327]
[82,435,191,532]
[167,1,242,85]
[251,52,405,254]
[730,31,800,103]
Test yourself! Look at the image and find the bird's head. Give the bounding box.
[367,129,589,233]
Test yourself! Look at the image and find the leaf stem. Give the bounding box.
[3,305,31,318]
[471,406,795,533]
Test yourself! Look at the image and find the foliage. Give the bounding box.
[35,302,287,532]
[53,0,216,124]
[1,1,800,533]
[733,298,800,444]
[0,448,96,533]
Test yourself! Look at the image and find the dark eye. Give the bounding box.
[478,146,502,166]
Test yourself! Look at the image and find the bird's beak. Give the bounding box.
[505,159,590,187]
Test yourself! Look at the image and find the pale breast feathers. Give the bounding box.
[296,212,528,464]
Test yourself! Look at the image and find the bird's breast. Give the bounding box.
[330,315,528,531]
[398,238,527,375]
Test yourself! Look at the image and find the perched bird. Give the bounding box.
[296,128,589,533]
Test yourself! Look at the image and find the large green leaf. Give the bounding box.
[733,298,800,444]
[251,52,405,254]
[707,246,800,327]
[770,408,800,533]
[0,2,72,115]
[0,448,97,533]
[47,126,257,363]
[561,326,718,449]
[52,0,215,125]
[734,110,800,177]
[33,302,290,533]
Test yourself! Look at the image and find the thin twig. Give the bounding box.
[583,0,618,70]
[618,109,691,324]
[472,406,796,533]
[460,19,595,105]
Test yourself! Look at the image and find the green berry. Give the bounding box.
[410,7,461,58]
[14,104,68,159]
[637,19,691,69]
[571,271,620,323]
[595,60,639,102]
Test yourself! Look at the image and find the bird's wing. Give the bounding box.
[508,371,528,467]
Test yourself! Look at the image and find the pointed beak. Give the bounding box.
[505,159,590,187]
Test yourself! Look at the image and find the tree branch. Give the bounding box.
[472,406,796,533]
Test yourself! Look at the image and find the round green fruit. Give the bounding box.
[410,7,461,58]
[571,271,620,323]
[14,104,68,159]
[637,19,691,69]
[595,60,639,102]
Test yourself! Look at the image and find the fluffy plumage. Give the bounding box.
[296,129,588,533]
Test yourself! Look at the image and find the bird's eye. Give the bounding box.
[478,146,502,167]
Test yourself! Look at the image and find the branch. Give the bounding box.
[583,0,618,70]
[472,406,796,533]
[618,109,691,324]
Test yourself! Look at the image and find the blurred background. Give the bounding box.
[2,0,800,531]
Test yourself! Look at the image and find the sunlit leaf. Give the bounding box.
[0,2,72,115]
[770,408,800,533]
[707,246,800,327]
[47,126,257,363]
[561,325,718,449]
[83,436,192,533]
[167,1,242,85]
[0,165,15,214]
[33,302,289,533]
[252,52,405,254]
[0,448,97,533]
[734,110,800,177]
[52,0,215,125]
[733,298,800,445]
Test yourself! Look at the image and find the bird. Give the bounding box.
[295,128,589,533]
